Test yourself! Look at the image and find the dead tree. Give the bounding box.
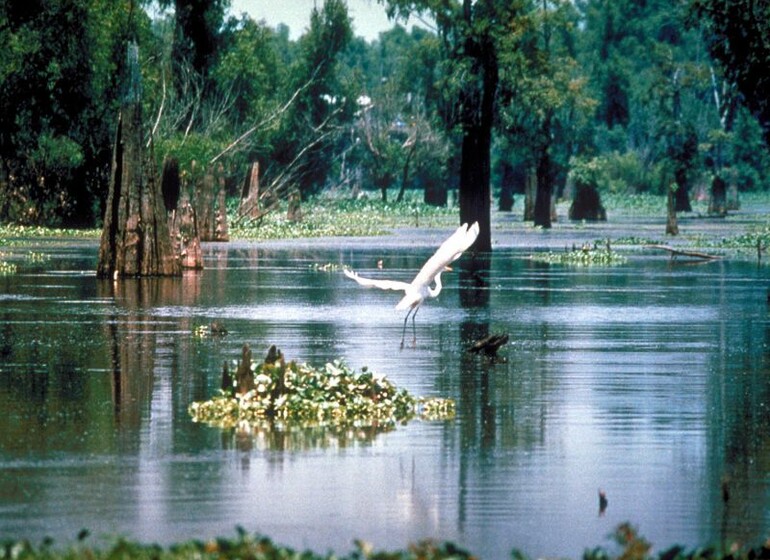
[161,156,203,269]
[213,163,229,241]
[192,162,229,242]
[666,183,679,236]
[170,190,203,269]
[97,42,179,279]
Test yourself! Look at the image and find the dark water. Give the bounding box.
[1,236,770,558]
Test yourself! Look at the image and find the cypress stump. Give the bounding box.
[97,42,179,279]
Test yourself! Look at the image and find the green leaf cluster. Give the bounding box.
[189,357,455,430]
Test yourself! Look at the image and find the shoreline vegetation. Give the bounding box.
[3,523,770,560]
[0,191,769,246]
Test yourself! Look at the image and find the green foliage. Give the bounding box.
[0,532,477,560]
[690,0,770,148]
[4,524,770,560]
[3,0,770,231]
[531,241,627,266]
[571,153,664,195]
[0,0,139,226]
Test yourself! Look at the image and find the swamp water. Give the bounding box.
[1,236,770,558]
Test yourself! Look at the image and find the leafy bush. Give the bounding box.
[570,153,663,196]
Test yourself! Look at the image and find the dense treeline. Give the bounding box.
[0,0,768,229]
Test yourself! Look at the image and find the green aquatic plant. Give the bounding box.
[189,355,455,431]
[3,524,770,560]
[229,193,455,240]
[0,224,99,238]
[0,260,17,275]
[25,251,49,263]
[0,531,476,560]
[531,242,627,266]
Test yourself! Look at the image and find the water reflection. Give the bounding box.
[1,241,770,558]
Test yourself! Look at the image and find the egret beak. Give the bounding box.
[444,265,453,272]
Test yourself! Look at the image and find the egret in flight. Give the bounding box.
[344,222,480,347]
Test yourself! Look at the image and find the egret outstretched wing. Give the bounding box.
[343,269,411,292]
[411,222,480,287]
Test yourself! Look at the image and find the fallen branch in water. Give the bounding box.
[645,245,721,260]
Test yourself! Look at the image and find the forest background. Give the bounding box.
[1,0,769,248]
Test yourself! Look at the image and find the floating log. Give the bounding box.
[645,245,720,260]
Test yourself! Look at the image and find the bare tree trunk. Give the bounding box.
[196,169,215,241]
[666,184,679,235]
[524,170,536,221]
[708,175,727,216]
[169,190,203,269]
[213,163,229,241]
[97,42,179,279]
[163,156,203,269]
[238,162,264,220]
[498,161,515,212]
[534,146,553,228]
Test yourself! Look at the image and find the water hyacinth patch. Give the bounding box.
[531,241,627,266]
[189,354,455,431]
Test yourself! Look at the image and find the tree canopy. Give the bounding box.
[0,0,768,232]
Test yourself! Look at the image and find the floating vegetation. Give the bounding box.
[610,235,662,246]
[193,321,228,338]
[0,224,99,239]
[312,262,342,272]
[531,241,627,266]
[4,523,770,560]
[0,530,478,560]
[189,345,455,433]
[0,260,17,275]
[25,251,49,263]
[229,192,454,240]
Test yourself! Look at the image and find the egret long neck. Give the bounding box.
[427,272,443,298]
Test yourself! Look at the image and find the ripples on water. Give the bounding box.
[1,242,769,558]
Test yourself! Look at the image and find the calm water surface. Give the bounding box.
[1,236,769,558]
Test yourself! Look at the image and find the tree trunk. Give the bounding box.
[498,161,515,212]
[170,190,203,269]
[534,146,553,228]
[569,183,607,221]
[523,170,536,221]
[163,157,203,269]
[708,174,727,216]
[424,179,448,206]
[238,161,262,219]
[97,42,179,279]
[396,138,416,203]
[458,31,497,252]
[459,123,492,250]
[213,163,229,241]
[674,168,692,212]
[666,184,679,235]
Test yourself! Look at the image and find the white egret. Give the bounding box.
[344,222,480,347]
